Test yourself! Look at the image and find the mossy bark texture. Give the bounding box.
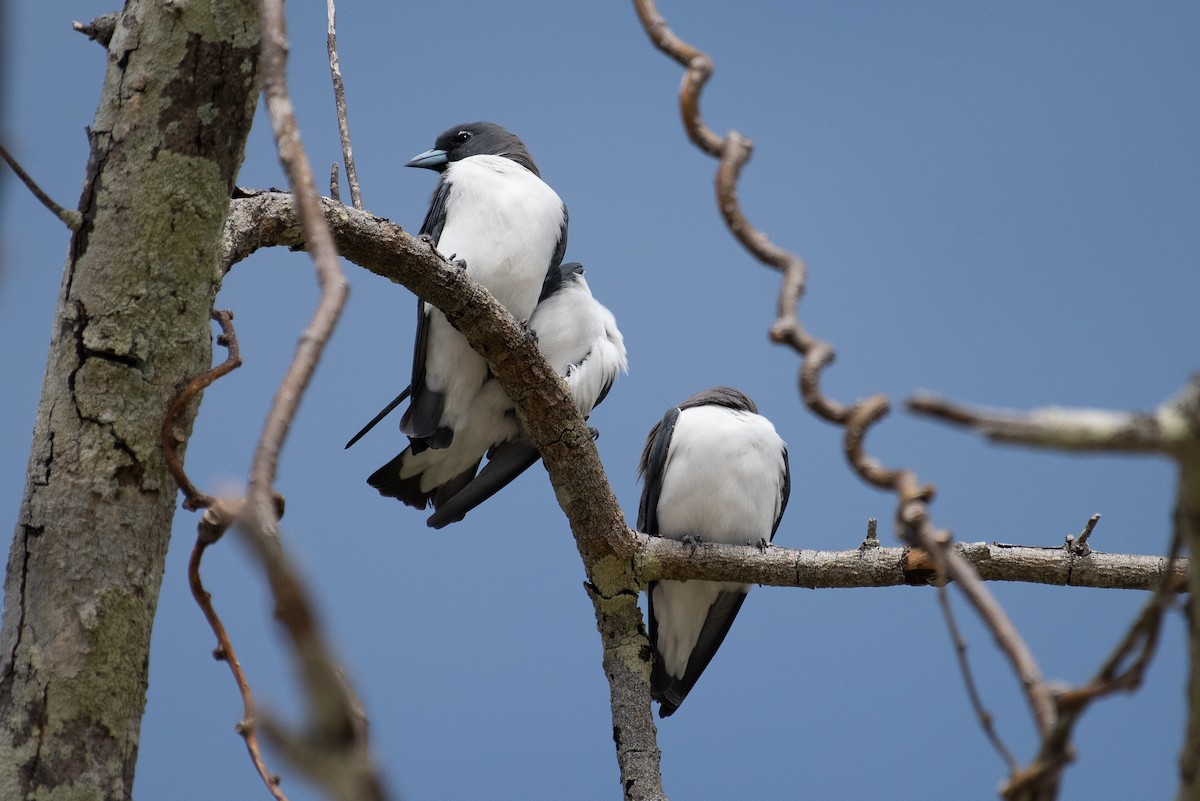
[0,2,259,799]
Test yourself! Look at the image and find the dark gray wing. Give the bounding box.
[771,444,791,543]
[425,438,541,529]
[650,588,748,718]
[399,298,451,447]
[637,405,681,535]
[399,177,454,446]
[639,404,681,713]
[345,386,411,449]
[418,177,451,242]
[548,205,568,277]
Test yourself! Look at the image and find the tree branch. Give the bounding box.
[251,0,349,511]
[189,500,289,801]
[163,309,242,512]
[0,141,82,230]
[908,382,1200,456]
[223,185,1197,800]
[634,535,1186,592]
[223,186,660,797]
[325,0,362,209]
[72,12,119,47]
[222,190,633,568]
[939,586,1020,774]
[226,192,1190,592]
[908,378,1200,798]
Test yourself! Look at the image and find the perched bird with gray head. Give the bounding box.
[399,122,568,450]
[354,261,627,527]
[638,386,790,717]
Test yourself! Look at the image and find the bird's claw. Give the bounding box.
[682,534,702,557]
[587,426,600,442]
[755,537,770,553]
[521,320,539,345]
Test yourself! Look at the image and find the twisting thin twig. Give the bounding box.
[631,0,921,493]
[163,309,242,511]
[161,311,285,798]
[0,142,82,230]
[938,585,1020,773]
[630,0,1058,782]
[189,499,288,801]
[326,0,362,209]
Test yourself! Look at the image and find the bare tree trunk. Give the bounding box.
[0,2,259,799]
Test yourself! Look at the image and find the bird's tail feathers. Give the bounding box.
[426,440,540,528]
[367,449,480,513]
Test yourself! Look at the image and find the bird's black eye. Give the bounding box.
[454,130,472,144]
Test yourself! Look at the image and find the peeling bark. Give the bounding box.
[0,2,260,799]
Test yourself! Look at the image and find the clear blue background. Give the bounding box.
[3,2,1198,799]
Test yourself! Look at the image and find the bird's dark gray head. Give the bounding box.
[637,387,759,480]
[679,386,758,414]
[406,122,540,177]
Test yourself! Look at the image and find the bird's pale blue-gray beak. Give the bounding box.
[406,148,449,169]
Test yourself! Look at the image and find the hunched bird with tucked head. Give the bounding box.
[638,387,790,717]
[358,260,627,527]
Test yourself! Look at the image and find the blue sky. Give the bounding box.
[3,2,1198,799]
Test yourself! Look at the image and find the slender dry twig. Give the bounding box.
[236,509,387,801]
[163,309,242,511]
[329,162,341,203]
[1002,526,1184,800]
[189,499,288,801]
[246,2,382,799]
[1076,514,1101,548]
[939,585,1020,773]
[638,534,1187,592]
[0,142,82,230]
[1065,513,1101,555]
[161,311,284,800]
[929,535,1058,738]
[907,393,1178,454]
[326,0,362,209]
[251,0,349,511]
